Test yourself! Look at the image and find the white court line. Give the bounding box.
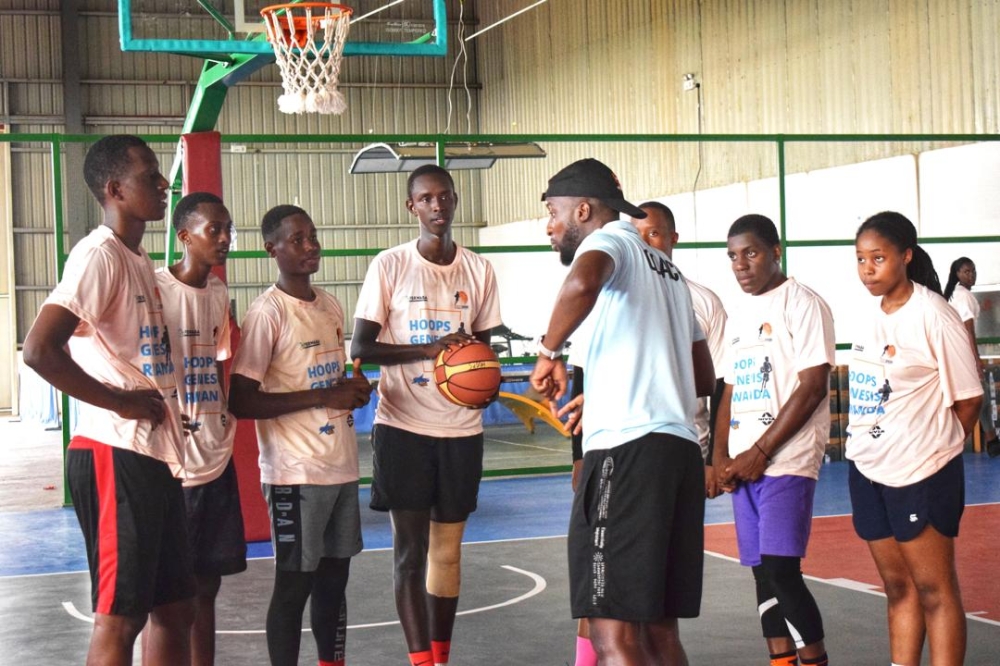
[705,550,1000,627]
[484,436,568,454]
[61,565,547,634]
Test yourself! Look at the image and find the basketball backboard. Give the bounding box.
[117,0,447,57]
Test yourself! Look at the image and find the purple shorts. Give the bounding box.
[732,474,817,566]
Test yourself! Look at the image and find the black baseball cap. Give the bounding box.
[541,158,647,219]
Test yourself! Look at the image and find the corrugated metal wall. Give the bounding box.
[4,0,999,343]
[474,0,1000,225]
[2,0,483,341]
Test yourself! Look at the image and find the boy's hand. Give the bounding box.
[556,393,584,435]
[422,332,476,360]
[323,378,373,410]
[322,358,374,410]
[111,387,166,428]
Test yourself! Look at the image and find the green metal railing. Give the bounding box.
[4,131,1000,500]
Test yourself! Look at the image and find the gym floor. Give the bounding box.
[1,418,998,665]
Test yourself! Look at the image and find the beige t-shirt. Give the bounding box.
[846,283,983,487]
[354,241,503,438]
[156,269,236,486]
[948,284,980,323]
[689,279,727,457]
[232,285,358,486]
[44,225,184,465]
[723,278,835,479]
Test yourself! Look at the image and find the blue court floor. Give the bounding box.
[2,454,998,576]
[1,448,998,665]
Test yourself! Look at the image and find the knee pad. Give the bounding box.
[753,565,791,639]
[759,555,825,647]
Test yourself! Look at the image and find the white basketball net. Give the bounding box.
[262,4,352,115]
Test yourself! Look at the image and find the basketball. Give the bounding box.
[434,341,503,408]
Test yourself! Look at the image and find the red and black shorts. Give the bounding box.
[67,436,195,616]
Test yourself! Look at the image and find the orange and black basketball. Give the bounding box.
[434,341,503,408]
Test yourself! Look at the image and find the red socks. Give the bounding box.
[432,640,451,664]
[408,650,434,666]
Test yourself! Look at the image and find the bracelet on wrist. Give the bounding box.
[754,442,772,462]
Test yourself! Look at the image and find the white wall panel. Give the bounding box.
[475,0,1000,226]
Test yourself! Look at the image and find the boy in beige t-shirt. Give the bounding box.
[352,165,502,666]
[23,135,194,665]
[229,205,372,666]
[156,191,245,665]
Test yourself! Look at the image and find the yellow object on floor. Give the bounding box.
[497,391,570,438]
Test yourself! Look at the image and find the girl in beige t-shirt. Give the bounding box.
[849,212,982,666]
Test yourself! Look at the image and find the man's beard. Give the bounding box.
[559,223,581,266]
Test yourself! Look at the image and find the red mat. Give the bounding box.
[705,504,1000,623]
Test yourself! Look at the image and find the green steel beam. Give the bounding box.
[50,138,74,506]
[8,132,1000,145]
[777,137,788,273]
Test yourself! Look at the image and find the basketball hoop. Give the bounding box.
[260,3,353,115]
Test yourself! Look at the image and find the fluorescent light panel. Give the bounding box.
[349,142,546,173]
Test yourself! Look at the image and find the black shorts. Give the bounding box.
[849,455,965,542]
[67,436,195,616]
[369,424,484,523]
[568,433,705,622]
[183,458,247,577]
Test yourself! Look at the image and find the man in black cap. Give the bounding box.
[530,158,715,665]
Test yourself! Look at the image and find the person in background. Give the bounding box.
[943,257,981,373]
[848,212,981,666]
[632,201,728,497]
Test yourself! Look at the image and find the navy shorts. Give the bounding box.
[183,458,247,577]
[67,436,195,615]
[849,455,965,542]
[568,433,705,622]
[369,424,483,523]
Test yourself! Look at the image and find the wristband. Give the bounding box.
[536,335,564,360]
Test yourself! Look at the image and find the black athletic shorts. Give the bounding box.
[849,454,965,542]
[369,424,484,523]
[568,433,705,622]
[183,458,247,577]
[67,436,195,616]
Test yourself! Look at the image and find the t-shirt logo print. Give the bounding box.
[318,423,335,435]
[876,379,892,406]
[758,412,776,426]
[759,356,772,391]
